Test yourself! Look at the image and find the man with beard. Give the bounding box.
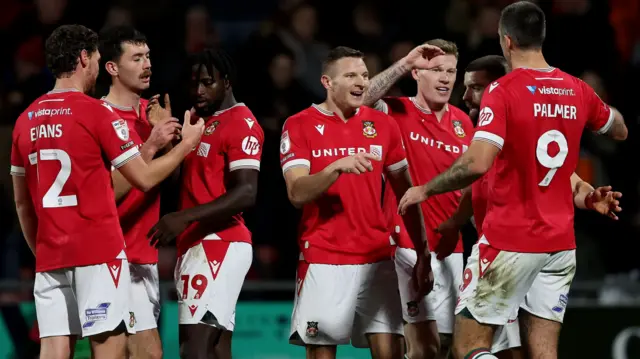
[99,25,181,359]
[147,48,263,359]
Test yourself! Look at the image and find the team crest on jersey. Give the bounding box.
[204,121,219,135]
[362,120,377,138]
[129,312,136,328]
[452,120,465,138]
[111,119,130,141]
[407,301,419,317]
[306,321,318,337]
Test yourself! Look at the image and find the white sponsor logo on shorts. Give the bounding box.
[83,303,111,329]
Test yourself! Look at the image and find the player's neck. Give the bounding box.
[414,94,447,121]
[509,50,549,71]
[320,99,357,122]
[216,92,238,113]
[53,76,86,94]
[104,83,142,114]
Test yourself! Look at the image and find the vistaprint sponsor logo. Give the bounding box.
[31,108,72,118]
[527,86,575,96]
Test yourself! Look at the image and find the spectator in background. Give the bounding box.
[278,3,329,99]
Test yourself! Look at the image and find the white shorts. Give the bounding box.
[129,263,160,332]
[455,236,576,325]
[395,248,463,333]
[491,319,521,353]
[290,259,403,348]
[34,254,135,338]
[175,240,252,331]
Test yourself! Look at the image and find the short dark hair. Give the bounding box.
[45,24,99,78]
[191,48,237,86]
[99,26,147,64]
[322,46,364,74]
[499,1,546,50]
[465,55,508,82]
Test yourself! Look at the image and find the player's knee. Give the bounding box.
[40,338,73,359]
[146,343,163,359]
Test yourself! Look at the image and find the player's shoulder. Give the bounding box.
[382,96,411,114]
[283,106,316,129]
[359,105,395,123]
[225,103,263,132]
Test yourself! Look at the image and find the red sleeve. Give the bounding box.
[581,80,614,134]
[383,117,408,173]
[280,116,310,173]
[224,116,264,171]
[94,101,143,168]
[10,126,25,176]
[472,83,507,150]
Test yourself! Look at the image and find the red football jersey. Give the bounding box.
[280,105,408,265]
[471,172,490,238]
[177,103,263,256]
[474,67,614,252]
[382,178,411,248]
[10,89,142,272]
[106,99,159,264]
[377,97,474,253]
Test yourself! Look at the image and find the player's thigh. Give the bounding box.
[455,237,546,326]
[352,260,404,349]
[73,257,134,338]
[129,263,161,332]
[175,240,252,331]
[491,318,521,355]
[34,270,82,338]
[395,248,436,324]
[427,253,464,334]
[127,328,162,359]
[290,261,361,347]
[518,310,561,359]
[521,249,576,323]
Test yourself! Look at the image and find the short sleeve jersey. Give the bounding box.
[376,97,474,253]
[10,89,142,272]
[177,103,264,256]
[280,105,408,265]
[107,98,160,264]
[474,67,614,252]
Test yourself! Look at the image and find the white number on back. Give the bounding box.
[536,130,568,187]
[39,149,78,208]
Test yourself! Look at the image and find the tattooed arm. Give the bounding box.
[364,59,410,107]
[397,140,499,214]
[424,140,500,197]
[364,44,445,107]
[603,107,627,141]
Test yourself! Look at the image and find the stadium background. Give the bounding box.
[0,0,639,357]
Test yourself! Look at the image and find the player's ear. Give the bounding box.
[79,49,91,68]
[223,76,231,90]
[105,61,118,77]
[411,69,420,81]
[320,74,332,90]
[503,35,513,51]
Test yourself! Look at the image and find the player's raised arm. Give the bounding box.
[112,117,181,201]
[363,43,445,108]
[115,110,204,192]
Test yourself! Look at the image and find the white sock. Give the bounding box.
[466,349,498,359]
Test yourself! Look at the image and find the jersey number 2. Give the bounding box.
[536,130,568,187]
[38,149,78,208]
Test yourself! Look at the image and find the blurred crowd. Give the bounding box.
[1,0,640,302]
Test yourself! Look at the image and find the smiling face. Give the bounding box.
[322,56,369,111]
[413,53,458,107]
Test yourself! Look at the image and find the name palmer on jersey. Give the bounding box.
[534,103,577,120]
